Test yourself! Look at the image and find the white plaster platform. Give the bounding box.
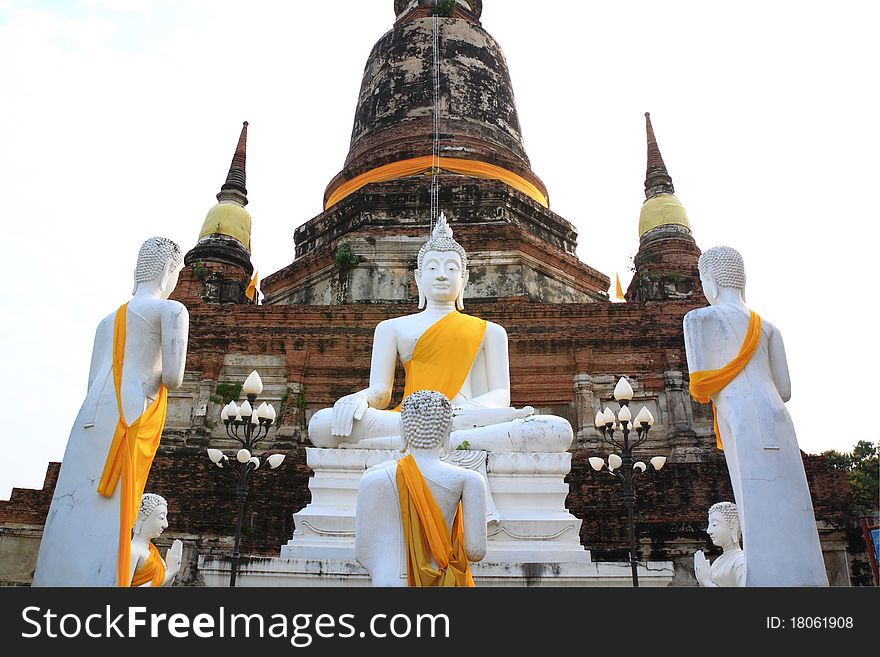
[281,448,594,564]
[197,448,673,586]
[198,555,674,587]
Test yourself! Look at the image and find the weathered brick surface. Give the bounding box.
[626,229,704,303]
[4,446,867,585]
[325,14,544,208]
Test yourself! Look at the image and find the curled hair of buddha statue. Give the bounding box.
[416,213,468,310]
[698,246,746,291]
[401,390,454,453]
[708,501,741,546]
[133,493,167,536]
[134,237,184,285]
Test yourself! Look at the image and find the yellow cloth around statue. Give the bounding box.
[398,311,487,409]
[689,311,762,450]
[396,455,474,587]
[96,304,169,587]
[324,156,549,210]
[130,542,166,587]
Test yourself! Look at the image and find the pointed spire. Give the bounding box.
[644,112,675,199]
[217,121,249,206]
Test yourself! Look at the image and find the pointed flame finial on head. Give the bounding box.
[432,211,455,241]
[417,211,467,272]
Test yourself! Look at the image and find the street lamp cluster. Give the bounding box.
[590,376,667,587]
[205,370,285,586]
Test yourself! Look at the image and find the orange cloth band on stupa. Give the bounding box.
[96,304,168,587]
[689,311,762,450]
[325,156,549,209]
[130,542,166,587]
[396,454,474,587]
[396,311,487,411]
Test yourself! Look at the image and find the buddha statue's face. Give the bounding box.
[140,504,169,540]
[416,249,468,305]
[706,511,733,548]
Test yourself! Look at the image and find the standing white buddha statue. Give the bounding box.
[34,237,189,587]
[355,390,487,587]
[693,501,745,587]
[683,246,827,586]
[308,214,572,453]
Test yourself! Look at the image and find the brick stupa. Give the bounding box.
[0,0,865,586]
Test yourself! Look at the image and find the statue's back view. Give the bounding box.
[34,237,188,586]
[684,246,827,586]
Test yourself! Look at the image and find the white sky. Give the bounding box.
[1,0,877,499]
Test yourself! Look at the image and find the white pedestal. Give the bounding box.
[197,555,674,587]
[281,448,591,564]
[196,448,673,586]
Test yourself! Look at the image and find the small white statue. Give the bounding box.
[694,502,745,587]
[683,246,827,586]
[130,493,183,587]
[355,390,487,587]
[34,237,189,587]
[308,214,572,453]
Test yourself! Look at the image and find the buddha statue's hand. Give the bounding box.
[452,405,535,430]
[331,393,369,437]
[693,550,711,587]
[165,539,183,581]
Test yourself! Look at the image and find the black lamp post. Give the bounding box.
[590,377,667,587]
[206,370,285,587]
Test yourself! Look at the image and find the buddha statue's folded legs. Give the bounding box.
[308,407,572,452]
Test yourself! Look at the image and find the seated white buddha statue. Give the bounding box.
[129,493,183,587]
[693,501,745,588]
[308,214,573,453]
[355,390,487,587]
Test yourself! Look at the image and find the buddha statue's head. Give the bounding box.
[697,246,746,306]
[415,213,469,310]
[132,237,184,298]
[706,501,741,549]
[401,390,454,453]
[133,493,169,541]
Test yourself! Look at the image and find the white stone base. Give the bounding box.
[196,447,674,587]
[197,555,674,587]
[281,448,594,565]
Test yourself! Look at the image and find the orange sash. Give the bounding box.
[397,311,487,409]
[96,304,168,586]
[689,311,762,450]
[130,542,166,587]
[396,455,474,587]
[324,156,549,210]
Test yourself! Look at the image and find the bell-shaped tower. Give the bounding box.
[175,122,256,305]
[625,113,702,303]
[262,1,609,305]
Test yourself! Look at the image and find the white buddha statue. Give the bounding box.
[34,237,189,587]
[308,214,573,453]
[355,390,487,587]
[683,246,827,586]
[693,501,745,587]
[129,493,183,587]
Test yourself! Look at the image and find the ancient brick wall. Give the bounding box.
[3,448,867,586]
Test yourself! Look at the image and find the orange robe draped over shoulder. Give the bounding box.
[689,310,762,450]
[130,543,166,587]
[399,311,487,408]
[396,455,474,587]
[96,304,168,586]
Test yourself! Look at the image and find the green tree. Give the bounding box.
[822,440,879,516]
